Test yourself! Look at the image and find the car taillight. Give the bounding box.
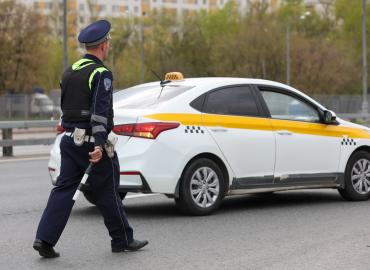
[56,123,65,135]
[113,122,180,139]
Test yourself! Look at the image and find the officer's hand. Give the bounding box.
[89,146,103,163]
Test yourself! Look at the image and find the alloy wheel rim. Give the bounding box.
[190,167,220,208]
[351,159,370,195]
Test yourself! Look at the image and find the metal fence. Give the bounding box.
[313,95,370,114]
[0,93,61,120]
[1,92,368,119]
[0,94,30,119]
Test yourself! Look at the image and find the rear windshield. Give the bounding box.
[114,84,194,109]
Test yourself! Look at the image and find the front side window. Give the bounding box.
[261,90,320,122]
[204,86,260,117]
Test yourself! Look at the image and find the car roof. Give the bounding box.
[118,77,326,111]
[137,77,302,95]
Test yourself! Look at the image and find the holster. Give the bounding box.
[73,128,86,146]
[104,132,118,158]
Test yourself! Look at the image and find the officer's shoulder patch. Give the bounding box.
[104,78,112,91]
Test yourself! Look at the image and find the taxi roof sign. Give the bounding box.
[165,72,184,81]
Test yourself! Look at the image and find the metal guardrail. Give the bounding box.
[0,120,58,157]
[0,138,56,147]
[0,120,59,129]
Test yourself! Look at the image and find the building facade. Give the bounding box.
[17,0,282,20]
[16,0,328,34]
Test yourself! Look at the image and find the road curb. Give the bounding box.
[0,154,49,163]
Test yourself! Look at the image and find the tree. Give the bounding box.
[0,1,49,93]
[92,1,367,95]
[291,35,360,94]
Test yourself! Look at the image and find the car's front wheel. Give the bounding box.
[83,191,127,205]
[175,158,226,215]
[338,151,370,201]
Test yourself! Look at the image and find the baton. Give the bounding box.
[72,163,93,201]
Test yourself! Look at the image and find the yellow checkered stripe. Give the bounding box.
[144,113,370,139]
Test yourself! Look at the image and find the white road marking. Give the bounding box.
[0,156,49,163]
[125,193,160,199]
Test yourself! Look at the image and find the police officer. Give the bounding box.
[33,20,148,258]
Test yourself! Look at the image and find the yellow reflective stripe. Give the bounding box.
[268,118,370,138]
[145,113,273,131]
[144,113,370,139]
[202,114,273,132]
[88,67,108,90]
[71,58,94,70]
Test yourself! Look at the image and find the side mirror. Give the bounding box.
[323,110,337,124]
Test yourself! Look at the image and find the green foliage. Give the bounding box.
[335,0,362,39]
[104,1,364,94]
[334,0,370,56]
[0,1,49,93]
[1,0,369,95]
[279,0,305,24]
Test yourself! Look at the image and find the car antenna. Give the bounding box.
[151,70,171,99]
[151,70,171,87]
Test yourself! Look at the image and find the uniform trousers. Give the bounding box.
[36,135,133,249]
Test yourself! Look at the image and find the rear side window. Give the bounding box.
[204,86,260,117]
[190,94,206,111]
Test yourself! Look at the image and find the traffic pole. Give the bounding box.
[63,0,68,70]
[362,0,368,119]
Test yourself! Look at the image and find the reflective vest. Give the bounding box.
[60,58,113,126]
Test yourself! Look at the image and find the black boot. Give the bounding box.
[33,239,60,258]
[112,239,149,253]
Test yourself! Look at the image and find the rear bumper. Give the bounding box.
[79,172,152,194]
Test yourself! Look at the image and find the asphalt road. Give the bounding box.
[1,158,370,270]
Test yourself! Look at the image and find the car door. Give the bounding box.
[257,86,341,185]
[200,85,276,188]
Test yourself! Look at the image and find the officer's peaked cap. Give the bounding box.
[78,20,111,47]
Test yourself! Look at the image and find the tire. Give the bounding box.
[175,158,226,215]
[83,191,127,205]
[338,151,370,201]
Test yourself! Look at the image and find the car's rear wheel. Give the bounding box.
[338,151,370,201]
[175,158,226,215]
[83,191,127,205]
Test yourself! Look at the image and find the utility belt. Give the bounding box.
[65,131,95,143]
[65,127,117,158]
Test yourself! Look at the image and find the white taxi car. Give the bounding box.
[48,73,370,215]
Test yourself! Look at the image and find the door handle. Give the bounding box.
[210,126,228,132]
[277,130,292,136]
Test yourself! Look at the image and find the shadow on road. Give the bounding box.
[71,190,356,218]
[218,190,345,213]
